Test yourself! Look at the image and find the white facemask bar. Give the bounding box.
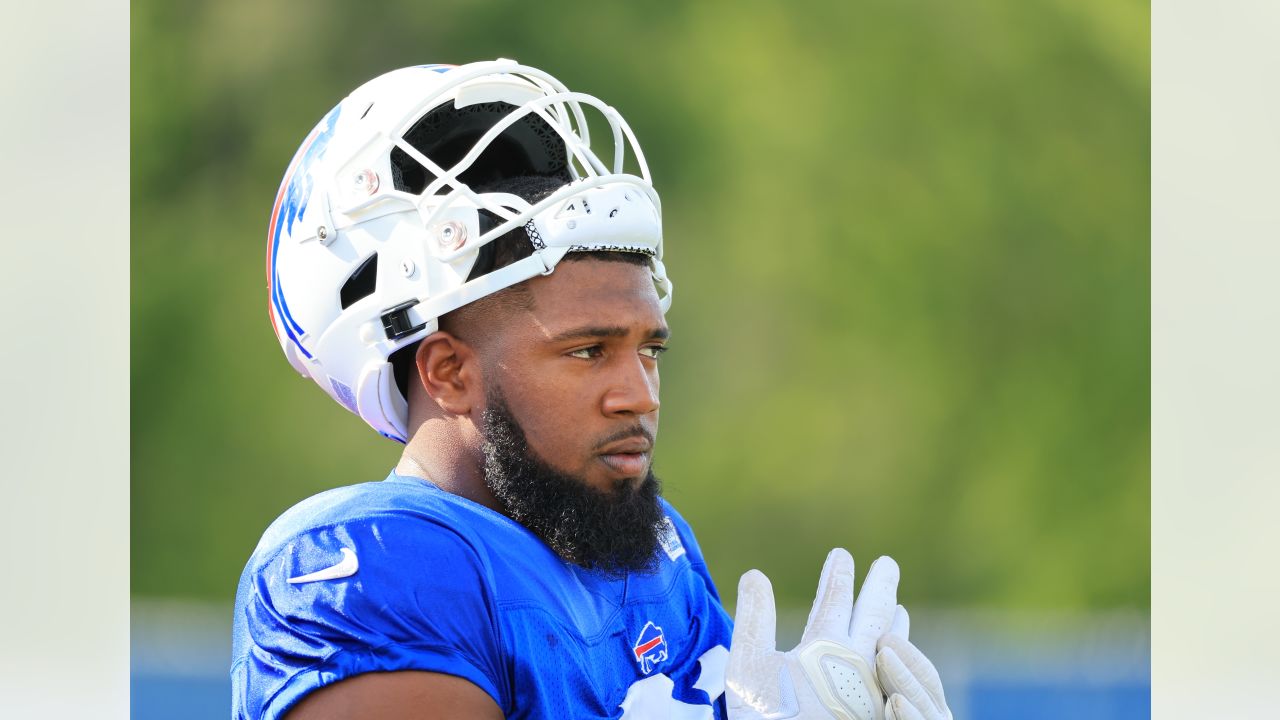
[390,89,654,223]
[375,66,665,339]
[329,61,652,231]
[387,59,596,170]
[389,61,571,121]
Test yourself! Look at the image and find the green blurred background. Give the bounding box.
[132,0,1148,620]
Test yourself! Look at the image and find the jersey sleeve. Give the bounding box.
[231,513,508,719]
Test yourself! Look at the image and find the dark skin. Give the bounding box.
[285,257,669,720]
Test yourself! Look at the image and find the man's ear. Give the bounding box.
[414,331,481,415]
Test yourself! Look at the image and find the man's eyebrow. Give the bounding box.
[547,325,671,343]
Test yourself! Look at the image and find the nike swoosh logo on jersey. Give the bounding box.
[288,547,359,584]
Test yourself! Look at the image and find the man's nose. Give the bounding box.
[602,355,660,417]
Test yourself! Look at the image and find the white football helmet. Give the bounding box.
[266,59,671,443]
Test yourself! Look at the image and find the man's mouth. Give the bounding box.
[598,450,650,477]
[596,434,653,478]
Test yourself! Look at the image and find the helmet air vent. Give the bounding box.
[339,253,378,309]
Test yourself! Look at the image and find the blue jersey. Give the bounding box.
[231,472,734,719]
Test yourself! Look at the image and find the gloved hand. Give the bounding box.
[725,548,901,720]
[876,610,953,720]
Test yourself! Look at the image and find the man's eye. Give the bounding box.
[568,346,604,360]
[640,345,669,359]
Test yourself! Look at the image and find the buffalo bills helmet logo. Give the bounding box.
[267,103,342,360]
[632,621,668,674]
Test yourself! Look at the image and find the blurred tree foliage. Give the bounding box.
[132,0,1149,611]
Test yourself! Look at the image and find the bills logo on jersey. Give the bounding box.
[631,621,668,675]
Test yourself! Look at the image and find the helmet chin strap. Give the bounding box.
[402,251,563,335]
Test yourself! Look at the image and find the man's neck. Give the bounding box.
[397,431,501,511]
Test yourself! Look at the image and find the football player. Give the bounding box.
[233,59,952,720]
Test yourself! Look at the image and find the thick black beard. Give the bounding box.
[479,391,664,575]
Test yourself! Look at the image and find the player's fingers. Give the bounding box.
[877,634,948,717]
[730,569,778,656]
[889,604,910,641]
[727,571,787,716]
[877,646,942,719]
[885,693,929,720]
[800,548,856,646]
[850,555,900,663]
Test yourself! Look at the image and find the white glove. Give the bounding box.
[726,548,901,720]
[875,610,953,720]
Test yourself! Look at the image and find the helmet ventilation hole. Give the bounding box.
[339,253,378,309]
